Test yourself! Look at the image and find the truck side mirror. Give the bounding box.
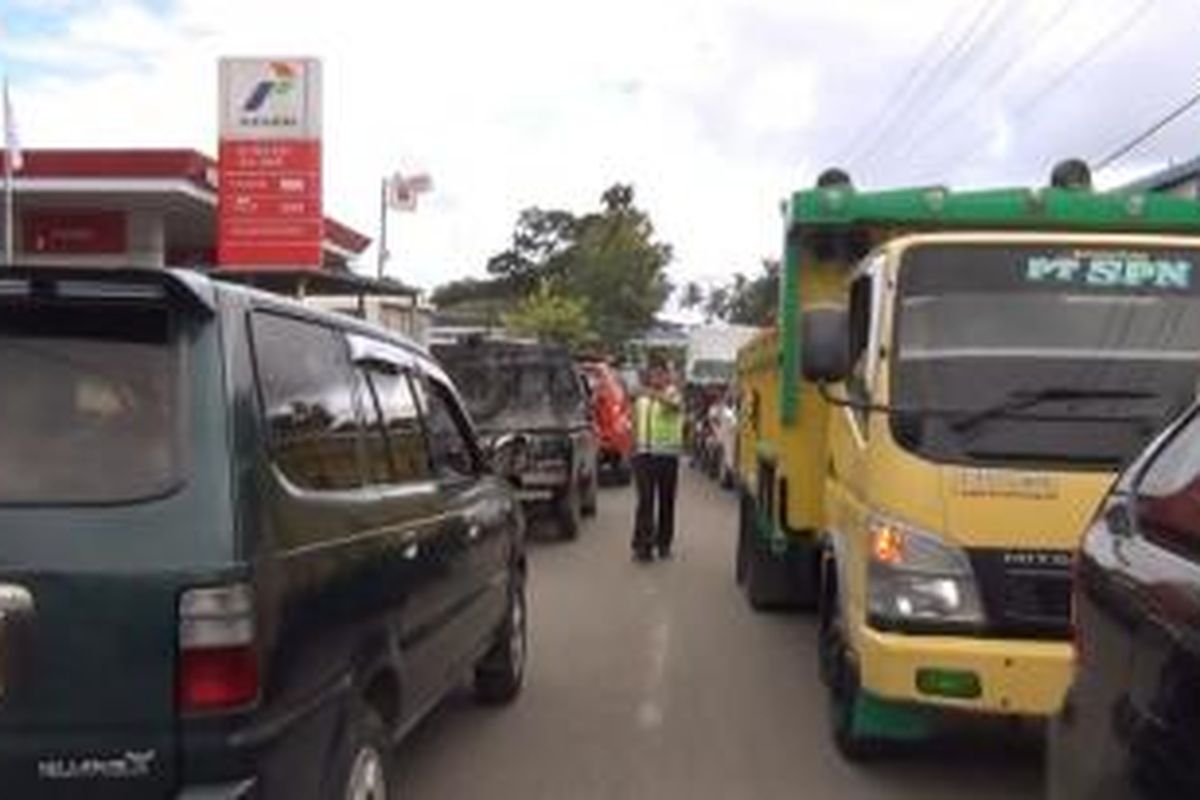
[801,306,850,383]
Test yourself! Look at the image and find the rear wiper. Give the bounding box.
[951,387,1159,433]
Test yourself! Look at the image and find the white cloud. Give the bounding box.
[4,0,1198,292]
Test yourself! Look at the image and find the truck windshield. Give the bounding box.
[0,301,182,504]
[892,244,1200,469]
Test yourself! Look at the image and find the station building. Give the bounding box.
[0,148,429,342]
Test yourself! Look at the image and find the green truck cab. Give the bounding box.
[735,166,1200,757]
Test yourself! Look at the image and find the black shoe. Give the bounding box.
[657,546,673,560]
[632,548,654,563]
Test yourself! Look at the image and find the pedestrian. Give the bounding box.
[631,355,685,562]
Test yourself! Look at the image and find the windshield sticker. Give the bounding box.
[1027,252,1192,291]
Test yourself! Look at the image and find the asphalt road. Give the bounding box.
[396,466,1044,799]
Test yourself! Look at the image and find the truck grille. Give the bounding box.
[969,549,1073,640]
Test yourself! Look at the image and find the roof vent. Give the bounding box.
[1050,159,1092,191]
[816,168,853,189]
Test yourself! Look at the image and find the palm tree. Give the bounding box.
[680,281,705,311]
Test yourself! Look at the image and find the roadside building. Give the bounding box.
[0,148,429,343]
[1124,156,1200,198]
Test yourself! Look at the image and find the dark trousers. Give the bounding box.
[632,453,679,554]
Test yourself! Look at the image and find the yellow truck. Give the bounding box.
[733,163,1200,757]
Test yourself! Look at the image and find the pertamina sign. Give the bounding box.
[218,57,323,268]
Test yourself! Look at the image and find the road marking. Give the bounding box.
[636,615,671,731]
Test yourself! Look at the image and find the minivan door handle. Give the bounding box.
[402,542,420,561]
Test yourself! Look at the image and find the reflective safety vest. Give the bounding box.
[634,394,684,455]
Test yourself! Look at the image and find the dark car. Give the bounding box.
[433,338,598,539]
[1049,403,1200,799]
[0,267,528,800]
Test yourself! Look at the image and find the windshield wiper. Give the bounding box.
[951,387,1160,433]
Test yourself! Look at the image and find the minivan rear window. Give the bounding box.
[0,302,181,504]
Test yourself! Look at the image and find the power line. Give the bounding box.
[933,0,1158,177]
[1010,0,1157,120]
[833,2,967,167]
[1094,82,1200,171]
[895,0,1079,170]
[852,1,999,170]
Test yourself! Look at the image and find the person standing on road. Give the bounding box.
[631,356,685,562]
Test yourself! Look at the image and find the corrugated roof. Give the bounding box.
[1121,155,1200,193]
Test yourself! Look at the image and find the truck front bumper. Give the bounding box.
[856,626,1073,717]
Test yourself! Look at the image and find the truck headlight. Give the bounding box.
[867,516,985,630]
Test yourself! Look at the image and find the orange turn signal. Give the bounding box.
[872,524,904,565]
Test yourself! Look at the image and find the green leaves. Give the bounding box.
[454,182,673,352]
[502,283,592,348]
[681,259,779,325]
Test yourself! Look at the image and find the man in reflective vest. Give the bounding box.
[631,357,685,562]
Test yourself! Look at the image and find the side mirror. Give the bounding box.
[801,306,850,383]
[1104,500,1134,539]
[488,433,529,482]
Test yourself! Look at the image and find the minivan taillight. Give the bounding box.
[178,584,259,713]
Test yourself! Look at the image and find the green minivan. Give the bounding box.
[0,267,528,799]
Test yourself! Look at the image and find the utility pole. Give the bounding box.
[377,176,389,280]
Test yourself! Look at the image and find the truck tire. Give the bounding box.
[822,581,885,762]
[744,534,779,611]
[554,483,581,540]
[735,490,752,585]
[581,463,599,518]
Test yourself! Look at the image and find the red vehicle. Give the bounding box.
[579,360,634,485]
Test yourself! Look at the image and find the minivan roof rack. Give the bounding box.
[0,265,216,315]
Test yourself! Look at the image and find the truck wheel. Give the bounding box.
[735,490,752,585]
[581,465,599,518]
[328,703,393,800]
[823,587,883,762]
[554,484,581,540]
[474,576,527,705]
[744,534,777,610]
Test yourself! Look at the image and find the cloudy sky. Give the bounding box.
[2,0,1199,295]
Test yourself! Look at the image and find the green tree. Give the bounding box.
[560,183,673,346]
[469,182,672,349]
[703,286,729,322]
[702,259,780,325]
[726,259,780,325]
[486,207,577,293]
[503,282,592,348]
[680,281,705,311]
[429,276,518,308]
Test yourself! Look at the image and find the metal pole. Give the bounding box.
[3,77,11,267]
[4,153,12,267]
[377,176,388,280]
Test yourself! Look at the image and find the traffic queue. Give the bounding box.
[2,161,1198,799]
